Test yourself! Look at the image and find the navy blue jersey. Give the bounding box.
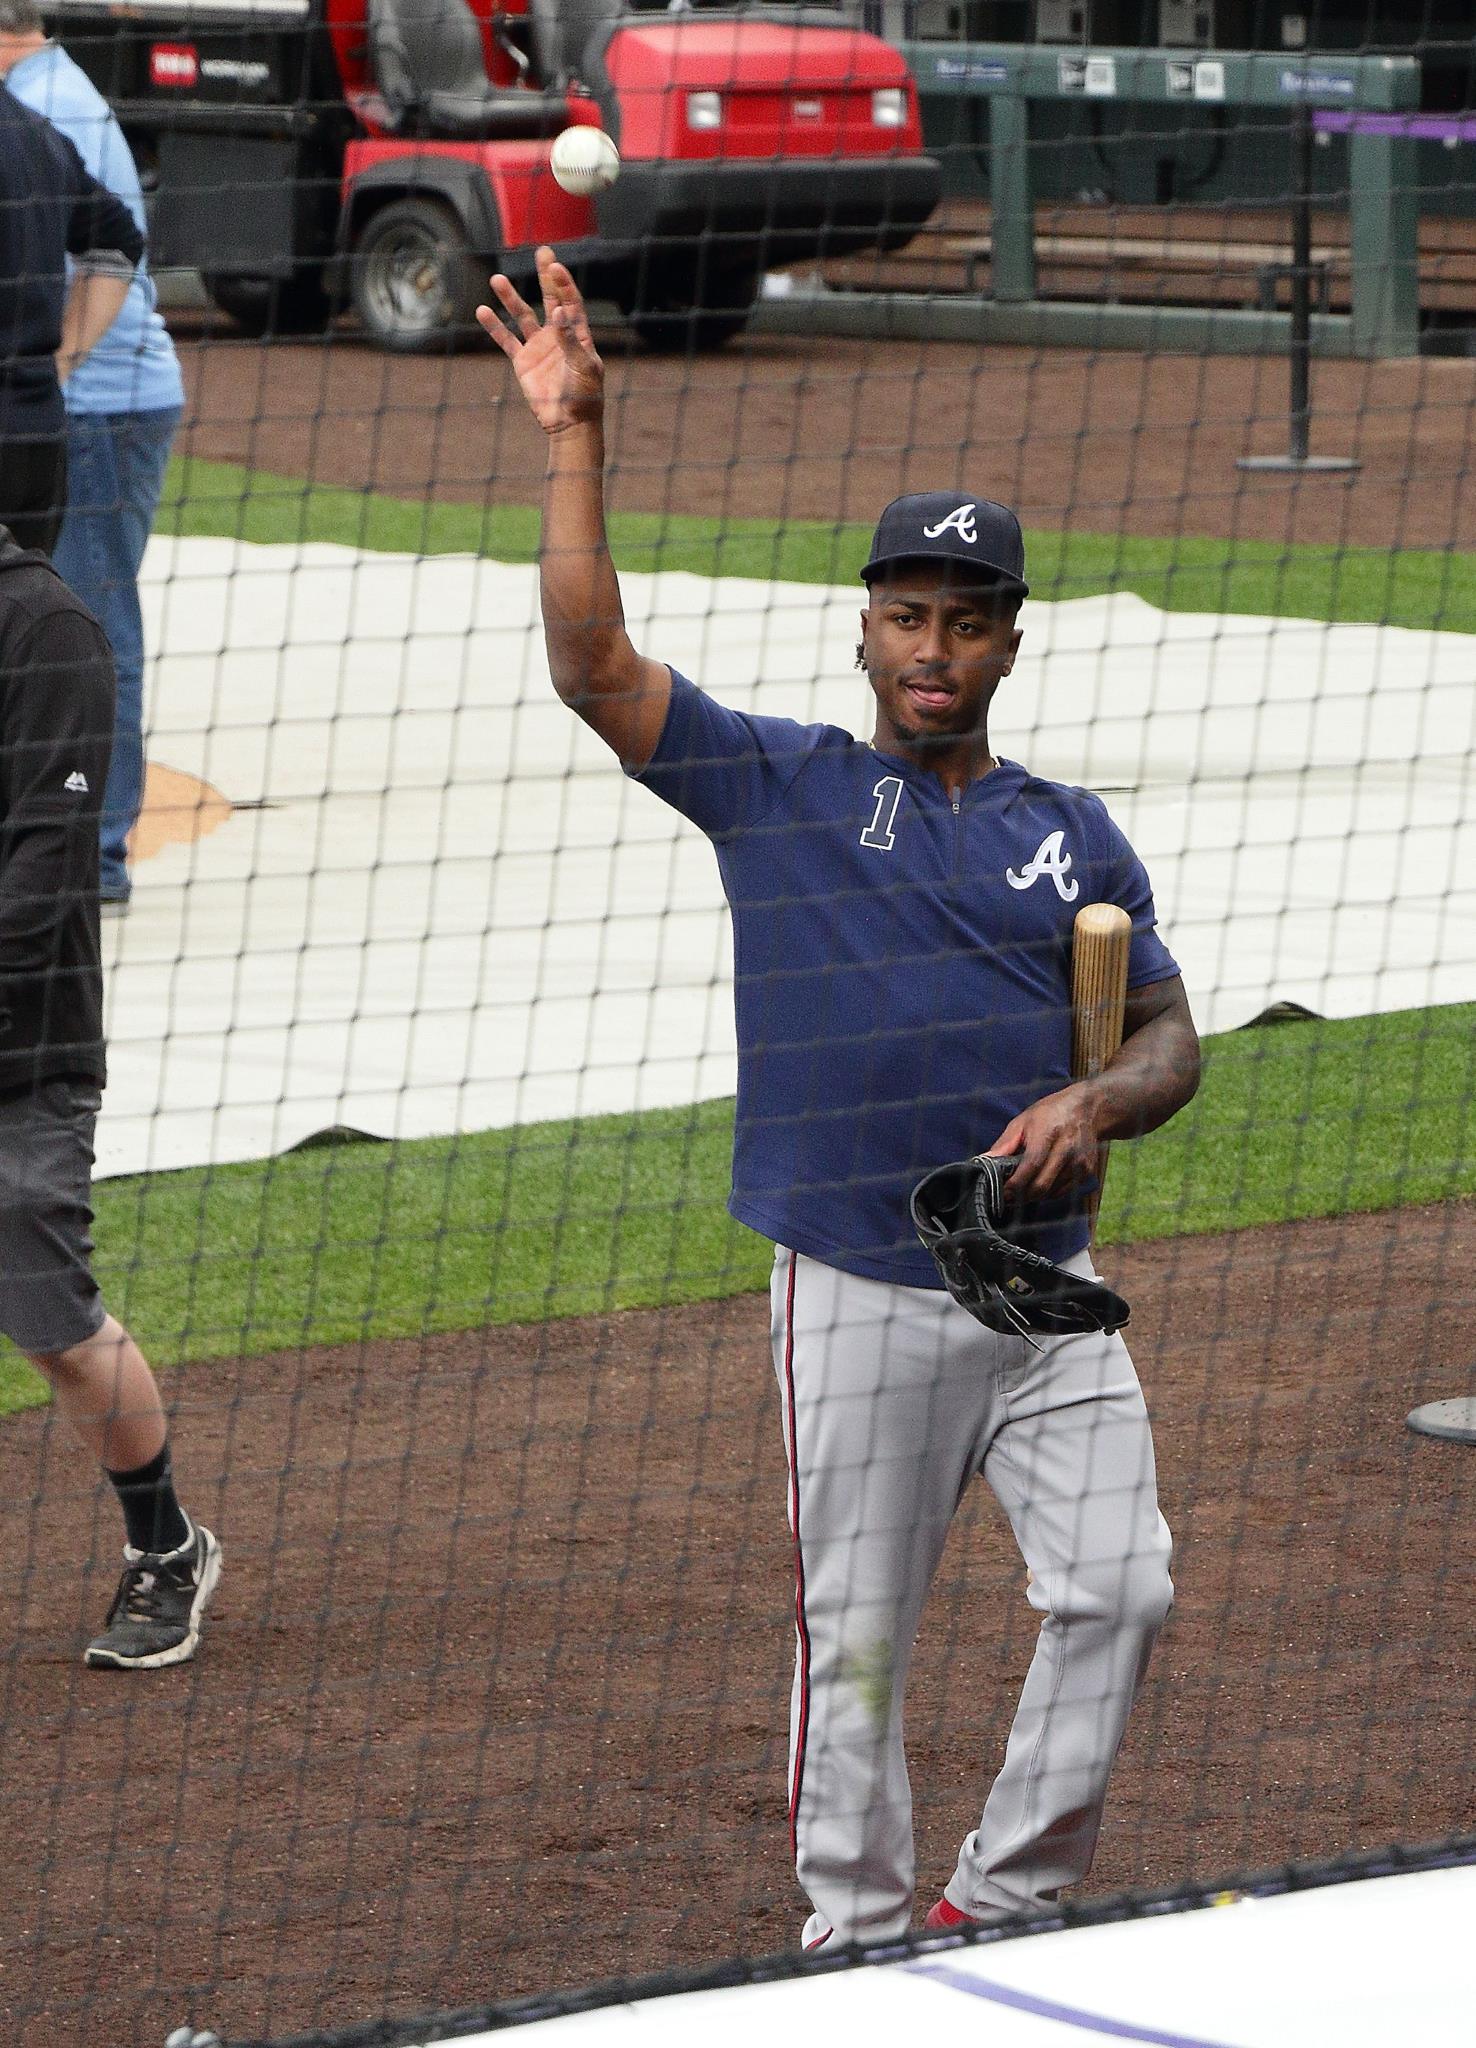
[631,671,1179,1286]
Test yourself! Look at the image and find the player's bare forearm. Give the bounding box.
[1084,975,1200,1141]
[540,419,630,688]
[477,248,669,765]
[540,422,667,754]
[993,976,1199,1197]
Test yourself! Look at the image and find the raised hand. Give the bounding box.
[477,245,604,436]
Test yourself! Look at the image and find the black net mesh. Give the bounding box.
[2,5,1474,2043]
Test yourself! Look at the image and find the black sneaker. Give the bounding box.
[84,1523,223,1670]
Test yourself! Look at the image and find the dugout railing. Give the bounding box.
[754,43,1421,357]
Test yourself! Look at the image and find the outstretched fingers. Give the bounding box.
[537,247,597,352]
[475,306,518,359]
[479,257,599,371]
[476,272,539,355]
[546,306,598,376]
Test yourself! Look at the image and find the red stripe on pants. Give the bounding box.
[783,1253,811,1859]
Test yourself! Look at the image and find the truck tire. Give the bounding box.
[617,259,759,352]
[202,270,335,337]
[349,197,485,353]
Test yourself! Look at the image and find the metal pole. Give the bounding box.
[1288,102,1312,462]
[1238,101,1360,474]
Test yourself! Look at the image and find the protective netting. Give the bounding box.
[3,6,1475,2046]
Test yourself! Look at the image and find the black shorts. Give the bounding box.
[0,1077,106,1356]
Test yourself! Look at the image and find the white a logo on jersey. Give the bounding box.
[1007,831,1079,902]
[921,502,978,546]
[63,770,89,793]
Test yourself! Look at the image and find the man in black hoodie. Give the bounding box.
[0,527,220,1666]
[0,76,144,553]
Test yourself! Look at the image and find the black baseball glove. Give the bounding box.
[909,1153,1129,1338]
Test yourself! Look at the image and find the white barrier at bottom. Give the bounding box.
[439,1860,1474,2048]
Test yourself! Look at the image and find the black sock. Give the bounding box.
[105,1442,191,1556]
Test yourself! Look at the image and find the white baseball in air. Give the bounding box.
[549,126,621,196]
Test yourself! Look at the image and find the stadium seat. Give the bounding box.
[527,0,625,95]
[369,0,567,139]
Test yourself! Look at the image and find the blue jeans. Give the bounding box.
[51,406,182,899]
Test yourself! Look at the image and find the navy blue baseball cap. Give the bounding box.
[861,491,1029,599]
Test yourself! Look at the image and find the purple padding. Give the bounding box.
[904,1960,1244,2048]
[1313,111,1476,142]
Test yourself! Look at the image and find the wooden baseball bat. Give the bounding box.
[1071,902,1132,1241]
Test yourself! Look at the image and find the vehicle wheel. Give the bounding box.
[617,260,759,352]
[349,198,484,353]
[202,270,335,337]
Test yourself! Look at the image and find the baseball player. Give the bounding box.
[481,249,1200,1946]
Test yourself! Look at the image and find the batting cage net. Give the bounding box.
[3,4,1475,2045]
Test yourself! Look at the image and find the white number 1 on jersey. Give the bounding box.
[860,775,904,852]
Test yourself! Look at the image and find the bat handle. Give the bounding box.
[1070,901,1132,1250]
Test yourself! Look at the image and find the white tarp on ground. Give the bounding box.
[451,1859,1475,2048]
[413,1867,1473,2048]
[100,535,1476,1178]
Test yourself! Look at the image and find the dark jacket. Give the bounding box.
[0,525,111,1092]
[0,80,145,439]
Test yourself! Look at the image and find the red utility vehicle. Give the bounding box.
[47,0,939,348]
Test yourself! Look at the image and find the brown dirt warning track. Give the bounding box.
[3,1202,1475,2047]
[168,317,1476,553]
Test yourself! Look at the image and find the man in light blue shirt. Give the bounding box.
[2,0,185,907]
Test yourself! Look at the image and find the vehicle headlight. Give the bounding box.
[871,87,906,127]
[687,91,723,130]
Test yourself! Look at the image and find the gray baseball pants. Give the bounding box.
[770,1244,1173,1947]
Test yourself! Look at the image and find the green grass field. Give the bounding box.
[162,454,1476,636]
[3,1000,1471,1420]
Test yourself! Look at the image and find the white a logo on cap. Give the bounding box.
[922,502,978,545]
